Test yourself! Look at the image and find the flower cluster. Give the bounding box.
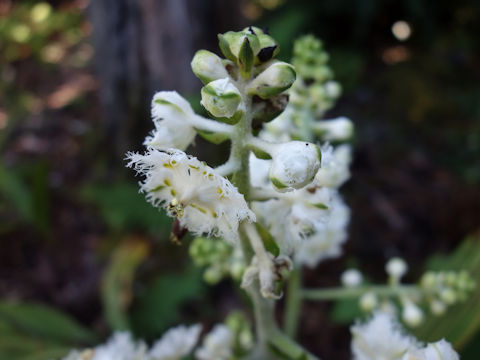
[340,258,475,328]
[351,311,459,360]
[64,315,253,360]
[63,325,201,360]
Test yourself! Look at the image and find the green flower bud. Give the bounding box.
[218,30,261,62]
[191,50,229,84]
[242,26,279,63]
[201,78,243,119]
[247,61,296,99]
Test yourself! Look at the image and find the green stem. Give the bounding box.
[284,267,302,338]
[302,285,420,301]
[232,79,319,360]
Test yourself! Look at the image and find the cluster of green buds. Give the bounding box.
[337,258,476,328]
[225,312,255,357]
[262,34,353,143]
[191,27,296,132]
[189,237,244,284]
[420,270,476,316]
[289,34,341,117]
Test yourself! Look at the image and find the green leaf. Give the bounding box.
[330,297,363,325]
[0,301,96,345]
[255,222,280,257]
[80,182,172,233]
[251,147,272,160]
[0,164,34,223]
[196,129,230,145]
[131,266,205,338]
[102,238,150,331]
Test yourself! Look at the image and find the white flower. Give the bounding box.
[92,332,147,360]
[149,324,201,360]
[351,312,422,360]
[252,186,333,256]
[314,144,352,189]
[402,340,460,360]
[259,109,295,143]
[341,269,363,287]
[315,116,354,141]
[127,148,255,242]
[195,325,234,360]
[145,92,197,151]
[249,153,271,189]
[294,192,350,267]
[269,141,322,192]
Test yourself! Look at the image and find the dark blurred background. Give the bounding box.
[0,0,479,359]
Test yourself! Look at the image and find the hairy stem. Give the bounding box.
[284,267,302,338]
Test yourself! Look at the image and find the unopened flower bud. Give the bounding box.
[247,62,296,99]
[402,301,424,327]
[430,299,446,316]
[440,288,457,305]
[324,81,342,99]
[359,292,378,312]
[218,31,261,62]
[341,269,363,288]
[386,257,408,281]
[201,78,242,119]
[315,117,354,141]
[191,50,229,84]
[269,141,321,192]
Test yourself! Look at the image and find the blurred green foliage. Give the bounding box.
[0,301,96,360]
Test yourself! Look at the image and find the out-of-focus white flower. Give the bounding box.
[268,141,321,192]
[315,117,354,141]
[259,109,295,143]
[324,80,342,99]
[249,153,271,189]
[341,269,363,288]
[252,186,334,256]
[294,192,350,267]
[351,312,422,360]
[386,257,408,281]
[195,325,234,360]
[145,91,197,151]
[149,324,201,360]
[314,144,352,188]
[127,149,255,242]
[402,340,460,360]
[63,332,146,360]
[402,301,424,328]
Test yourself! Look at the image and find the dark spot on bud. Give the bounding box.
[305,143,309,146]
[257,45,277,62]
[248,26,256,35]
